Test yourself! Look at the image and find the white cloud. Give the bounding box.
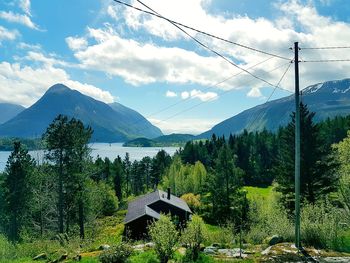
[148,117,220,135]
[0,61,114,107]
[0,11,39,30]
[166,90,177,97]
[181,91,190,99]
[17,42,41,50]
[66,36,88,51]
[190,89,218,101]
[247,87,262,98]
[19,0,31,16]
[0,25,19,42]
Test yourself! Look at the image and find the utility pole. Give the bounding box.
[294,41,301,249]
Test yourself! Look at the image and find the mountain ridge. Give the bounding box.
[199,78,350,138]
[0,84,162,142]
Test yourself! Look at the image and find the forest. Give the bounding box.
[0,103,350,262]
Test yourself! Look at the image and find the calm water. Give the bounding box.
[0,143,179,172]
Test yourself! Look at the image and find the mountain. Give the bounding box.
[0,84,162,142]
[0,103,25,124]
[199,78,350,138]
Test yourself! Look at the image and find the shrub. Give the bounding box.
[99,242,133,263]
[204,224,235,248]
[301,201,348,250]
[181,215,207,261]
[148,215,178,263]
[0,234,15,260]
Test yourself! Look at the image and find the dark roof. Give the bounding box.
[124,190,192,224]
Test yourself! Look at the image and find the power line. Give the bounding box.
[131,0,290,91]
[143,60,292,133]
[302,59,350,63]
[145,56,275,119]
[245,61,292,132]
[301,46,350,50]
[112,0,290,61]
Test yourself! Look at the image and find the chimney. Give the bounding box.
[167,188,171,200]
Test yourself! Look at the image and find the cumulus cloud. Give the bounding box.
[0,61,114,107]
[103,0,350,92]
[148,117,220,135]
[247,87,262,98]
[166,90,177,97]
[0,25,19,42]
[181,91,190,99]
[190,89,218,101]
[0,11,39,30]
[66,36,88,51]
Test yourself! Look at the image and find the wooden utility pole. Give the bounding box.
[294,41,301,249]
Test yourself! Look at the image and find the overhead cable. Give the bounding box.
[112,0,290,61]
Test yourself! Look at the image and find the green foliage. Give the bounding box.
[1,141,35,242]
[148,215,178,263]
[163,156,208,196]
[0,234,15,260]
[275,103,338,210]
[99,242,133,263]
[204,224,235,248]
[181,215,207,261]
[301,201,348,251]
[129,250,159,263]
[333,130,350,223]
[246,190,293,244]
[181,193,201,213]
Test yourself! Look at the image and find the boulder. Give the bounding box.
[99,244,111,250]
[268,235,283,246]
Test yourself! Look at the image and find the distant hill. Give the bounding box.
[124,133,195,147]
[0,84,162,142]
[0,103,25,124]
[199,78,350,138]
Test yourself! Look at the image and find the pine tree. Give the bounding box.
[275,103,337,209]
[2,141,35,242]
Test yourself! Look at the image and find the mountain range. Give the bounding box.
[0,84,162,142]
[199,78,350,138]
[0,103,25,124]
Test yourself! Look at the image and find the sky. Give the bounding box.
[0,0,350,135]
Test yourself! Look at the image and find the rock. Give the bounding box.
[217,248,247,258]
[203,247,217,254]
[262,246,272,255]
[145,242,155,248]
[99,244,111,250]
[33,253,47,261]
[268,235,283,246]
[211,243,220,248]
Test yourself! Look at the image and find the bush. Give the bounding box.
[148,215,178,263]
[181,215,207,261]
[99,242,133,263]
[301,201,348,250]
[204,224,235,248]
[0,234,15,260]
[246,192,294,244]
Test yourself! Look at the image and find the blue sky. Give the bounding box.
[0,0,350,134]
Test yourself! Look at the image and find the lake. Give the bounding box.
[0,143,179,172]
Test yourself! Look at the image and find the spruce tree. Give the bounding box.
[275,103,337,210]
[2,141,35,242]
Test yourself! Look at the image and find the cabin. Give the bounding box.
[124,188,192,239]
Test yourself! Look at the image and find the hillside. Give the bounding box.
[199,78,350,138]
[0,103,25,124]
[123,133,195,147]
[0,84,162,142]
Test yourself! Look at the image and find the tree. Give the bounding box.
[275,103,337,209]
[112,156,124,202]
[1,141,35,242]
[43,115,92,238]
[333,130,350,222]
[206,145,244,224]
[181,215,206,261]
[148,215,178,263]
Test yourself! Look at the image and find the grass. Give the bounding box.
[243,186,273,201]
